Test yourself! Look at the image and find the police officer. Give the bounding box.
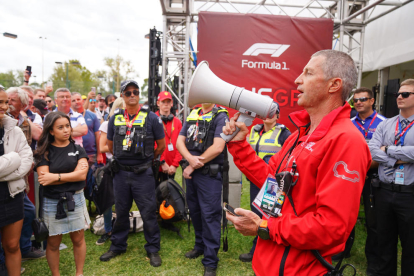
[99,80,165,267]
[239,108,291,262]
[176,103,228,276]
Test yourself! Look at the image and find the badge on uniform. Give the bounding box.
[395,165,404,184]
[168,143,174,151]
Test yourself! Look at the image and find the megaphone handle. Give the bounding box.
[220,113,254,143]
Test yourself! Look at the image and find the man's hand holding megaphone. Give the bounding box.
[222,112,249,142]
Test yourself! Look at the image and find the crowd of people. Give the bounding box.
[0,49,413,276]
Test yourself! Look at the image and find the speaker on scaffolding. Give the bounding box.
[148,28,162,112]
[383,79,400,118]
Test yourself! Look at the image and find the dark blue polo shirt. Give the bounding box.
[351,110,387,142]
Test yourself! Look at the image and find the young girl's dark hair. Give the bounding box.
[34,111,75,163]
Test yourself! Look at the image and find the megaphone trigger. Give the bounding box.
[220,113,254,143]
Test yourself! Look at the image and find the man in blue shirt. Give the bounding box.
[71,92,103,165]
[349,87,386,275]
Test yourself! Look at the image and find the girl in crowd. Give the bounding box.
[95,97,124,246]
[0,88,33,276]
[34,111,90,276]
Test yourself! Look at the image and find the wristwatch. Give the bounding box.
[257,220,270,240]
[160,160,166,165]
[385,146,389,154]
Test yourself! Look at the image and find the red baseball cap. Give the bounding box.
[158,91,172,102]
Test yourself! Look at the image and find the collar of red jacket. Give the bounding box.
[288,102,351,143]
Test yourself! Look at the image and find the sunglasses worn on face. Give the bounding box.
[46,100,52,103]
[394,92,414,98]
[89,99,97,102]
[123,90,139,97]
[354,97,371,103]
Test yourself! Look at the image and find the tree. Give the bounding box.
[0,70,24,88]
[103,55,137,92]
[141,78,148,98]
[49,60,101,94]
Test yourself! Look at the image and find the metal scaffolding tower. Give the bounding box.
[159,0,413,118]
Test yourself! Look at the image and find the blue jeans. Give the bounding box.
[103,206,113,234]
[21,193,36,255]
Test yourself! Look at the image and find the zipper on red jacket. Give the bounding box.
[279,245,290,276]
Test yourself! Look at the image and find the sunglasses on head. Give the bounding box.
[353,97,371,103]
[394,92,414,98]
[123,90,139,97]
[89,99,97,102]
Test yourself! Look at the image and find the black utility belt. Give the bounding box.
[378,181,414,193]
[117,161,152,175]
[199,164,223,177]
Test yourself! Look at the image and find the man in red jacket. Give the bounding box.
[224,50,371,275]
[155,91,182,184]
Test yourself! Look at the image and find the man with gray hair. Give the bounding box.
[19,85,43,144]
[54,88,87,146]
[223,50,371,275]
[6,87,32,145]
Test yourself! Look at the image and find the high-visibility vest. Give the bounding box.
[113,107,153,160]
[248,124,285,159]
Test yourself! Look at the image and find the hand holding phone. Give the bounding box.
[223,202,241,217]
[26,66,32,76]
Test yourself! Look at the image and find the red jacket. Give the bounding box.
[155,111,183,169]
[228,103,371,276]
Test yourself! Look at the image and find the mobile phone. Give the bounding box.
[223,203,240,217]
[26,66,32,76]
[91,87,96,93]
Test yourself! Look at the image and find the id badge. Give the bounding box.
[395,171,405,184]
[168,143,174,151]
[122,138,130,151]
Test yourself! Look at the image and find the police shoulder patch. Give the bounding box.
[158,117,162,124]
[114,108,120,114]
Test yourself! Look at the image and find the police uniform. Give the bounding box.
[245,123,290,257]
[180,106,228,270]
[106,105,165,255]
[351,110,386,273]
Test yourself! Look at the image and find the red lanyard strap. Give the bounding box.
[163,119,174,140]
[394,118,414,145]
[355,113,377,138]
[124,109,140,135]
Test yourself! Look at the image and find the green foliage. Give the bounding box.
[49,60,101,94]
[103,55,137,92]
[0,70,24,88]
[141,78,149,98]
[22,170,402,275]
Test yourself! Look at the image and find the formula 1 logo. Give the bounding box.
[333,161,360,183]
[243,43,290,57]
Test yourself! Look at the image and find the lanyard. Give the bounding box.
[394,118,414,146]
[163,119,174,140]
[124,108,141,136]
[355,113,377,138]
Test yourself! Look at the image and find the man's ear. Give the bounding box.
[328,78,343,94]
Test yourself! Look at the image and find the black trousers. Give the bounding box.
[362,176,380,274]
[374,187,414,276]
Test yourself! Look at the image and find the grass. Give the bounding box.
[23,170,402,275]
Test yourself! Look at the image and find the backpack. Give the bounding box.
[92,211,143,235]
[155,178,189,237]
[92,162,115,215]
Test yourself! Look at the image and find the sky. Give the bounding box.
[0,0,164,89]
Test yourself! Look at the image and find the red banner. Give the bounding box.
[197,12,333,131]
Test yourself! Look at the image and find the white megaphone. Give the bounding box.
[188,61,279,142]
